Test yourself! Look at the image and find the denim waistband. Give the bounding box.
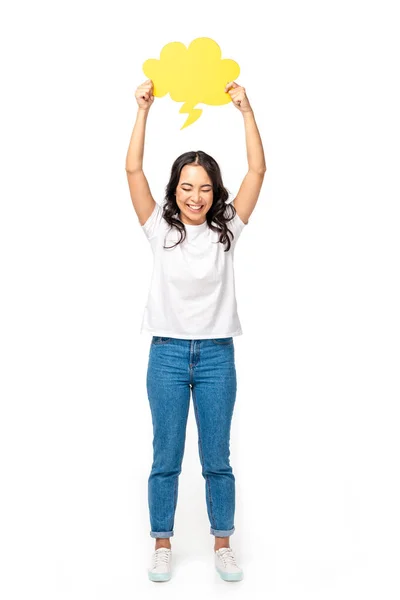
[151,335,234,347]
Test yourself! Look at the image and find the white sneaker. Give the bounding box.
[148,547,172,582]
[215,547,243,581]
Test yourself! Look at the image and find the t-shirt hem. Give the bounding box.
[141,327,243,339]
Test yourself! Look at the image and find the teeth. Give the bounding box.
[187,204,203,210]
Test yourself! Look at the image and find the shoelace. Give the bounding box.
[217,547,238,566]
[152,548,171,567]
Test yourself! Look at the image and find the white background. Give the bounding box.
[1,0,399,598]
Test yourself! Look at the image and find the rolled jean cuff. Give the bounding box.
[150,530,174,538]
[210,526,235,536]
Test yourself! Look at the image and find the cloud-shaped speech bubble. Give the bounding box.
[143,37,240,129]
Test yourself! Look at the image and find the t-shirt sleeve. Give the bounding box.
[225,202,247,244]
[141,202,164,240]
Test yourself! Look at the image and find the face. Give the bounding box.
[175,164,213,225]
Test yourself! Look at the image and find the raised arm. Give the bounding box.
[125,79,156,226]
[225,82,267,225]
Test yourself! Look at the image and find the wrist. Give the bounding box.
[137,107,150,116]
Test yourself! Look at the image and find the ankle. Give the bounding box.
[155,538,171,550]
[214,536,230,552]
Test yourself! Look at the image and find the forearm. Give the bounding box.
[242,109,267,173]
[125,109,149,173]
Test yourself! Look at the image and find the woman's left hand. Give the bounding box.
[225,81,252,113]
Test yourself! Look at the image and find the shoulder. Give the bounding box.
[224,202,248,238]
[141,202,168,241]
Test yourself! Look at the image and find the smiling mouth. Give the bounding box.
[186,204,204,212]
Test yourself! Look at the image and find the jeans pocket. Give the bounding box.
[211,337,234,345]
[152,336,172,345]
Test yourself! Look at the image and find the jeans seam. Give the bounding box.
[173,468,178,519]
[192,385,216,531]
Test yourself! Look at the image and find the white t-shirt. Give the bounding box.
[140,201,247,339]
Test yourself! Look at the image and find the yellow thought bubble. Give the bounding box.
[143,37,240,129]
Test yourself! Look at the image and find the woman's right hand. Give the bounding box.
[135,79,154,111]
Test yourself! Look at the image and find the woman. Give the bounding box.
[125,78,266,582]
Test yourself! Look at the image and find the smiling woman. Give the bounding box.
[125,77,266,582]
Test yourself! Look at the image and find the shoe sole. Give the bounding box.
[216,567,243,581]
[148,571,171,582]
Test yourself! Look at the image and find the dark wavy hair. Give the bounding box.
[162,150,238,252]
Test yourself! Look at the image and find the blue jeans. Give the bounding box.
[146,336,238,538]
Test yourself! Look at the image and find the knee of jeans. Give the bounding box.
[202,459,234,475]
[150,459,183,476]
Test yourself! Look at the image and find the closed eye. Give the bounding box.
[182,186,212,190]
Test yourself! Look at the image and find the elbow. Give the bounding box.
[250,167,267,176]
[125,166,143,175]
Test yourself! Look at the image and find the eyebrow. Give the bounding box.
[181,182,212,186]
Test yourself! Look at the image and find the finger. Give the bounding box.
[138,88,152,97]
[227,88,243,98]
[225,81,239,92]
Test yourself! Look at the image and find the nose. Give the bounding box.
[191,191,202,202]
